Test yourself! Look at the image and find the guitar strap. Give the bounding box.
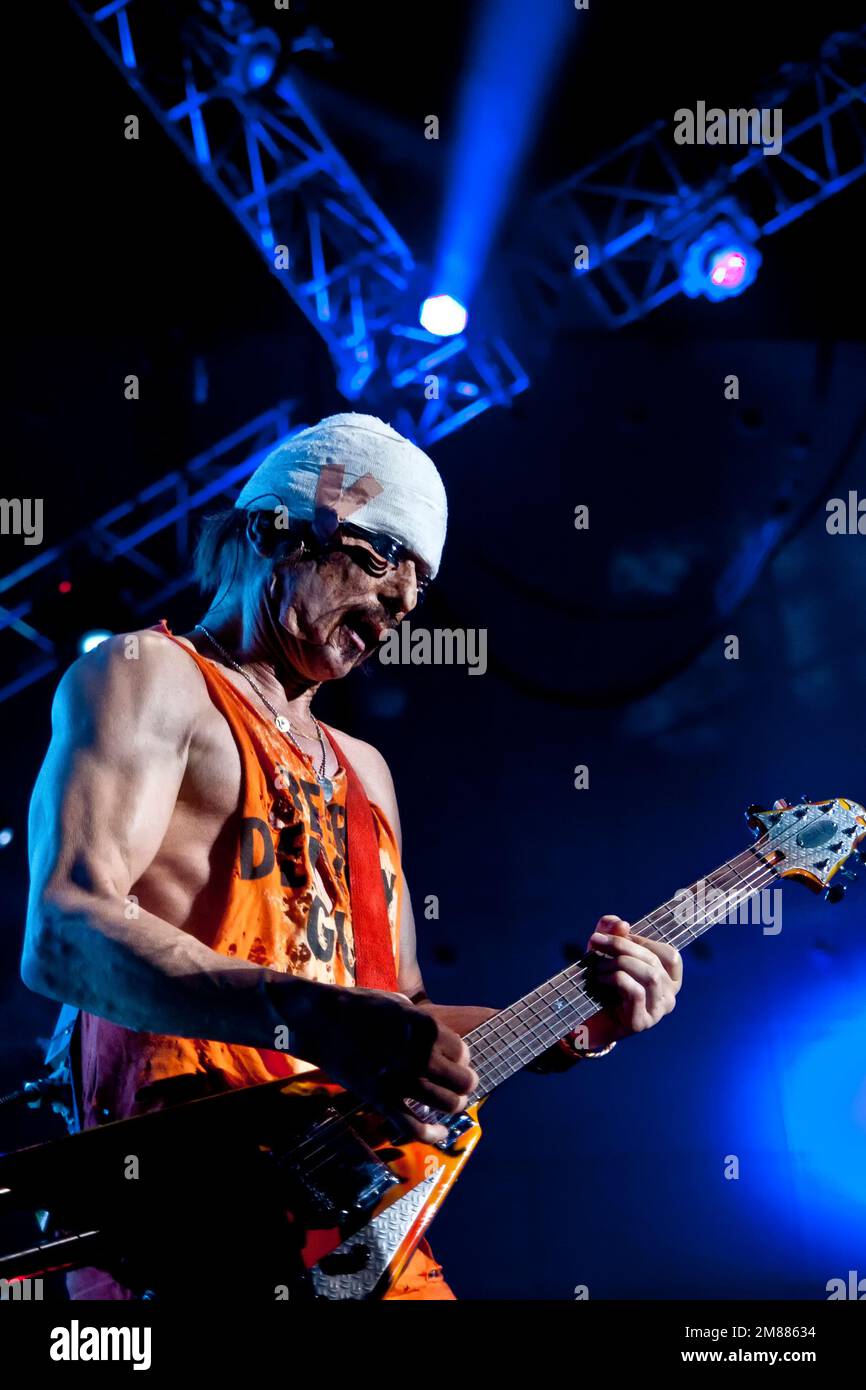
[255,726,398,1077]
[321,726,399,994]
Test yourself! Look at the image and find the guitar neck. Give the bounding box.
[464,840,780,1100]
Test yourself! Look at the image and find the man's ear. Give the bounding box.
[247,511,312,568]
[245,510,276,558]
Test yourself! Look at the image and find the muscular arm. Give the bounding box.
[21,632,311,1047]
[21,641,477,1137]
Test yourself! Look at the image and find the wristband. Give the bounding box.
[560,1033,617,1060]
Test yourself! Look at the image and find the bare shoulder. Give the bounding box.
[53,628,208,745]
[326,725,400,834]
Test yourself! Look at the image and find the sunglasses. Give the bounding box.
[327,522,433,599]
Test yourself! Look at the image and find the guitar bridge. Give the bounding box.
[437,1111,476,1150]
[271,1104,399,1224]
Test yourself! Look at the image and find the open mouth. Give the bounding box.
[339,609,384,656]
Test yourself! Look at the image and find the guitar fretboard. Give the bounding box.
[463,842,780,1100]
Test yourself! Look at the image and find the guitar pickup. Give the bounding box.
[271,1105,399,1224]
[437,1112,475,1150]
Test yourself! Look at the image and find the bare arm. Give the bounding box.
[21,632,310,1047]
[21,638,477,1136]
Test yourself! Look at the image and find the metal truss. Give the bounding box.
[6,13,862,706]
[70,0,526,443]
[522,28,866,326]
[0,403,296,703]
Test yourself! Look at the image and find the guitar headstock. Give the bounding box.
[747,797,866,899]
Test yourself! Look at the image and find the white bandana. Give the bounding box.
[234,413,448,578]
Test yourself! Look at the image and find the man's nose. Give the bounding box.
[380,563,418,617]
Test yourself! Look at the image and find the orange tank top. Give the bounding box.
[75,619,404,1128]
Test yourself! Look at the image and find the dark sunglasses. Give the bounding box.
[327,522,433,598]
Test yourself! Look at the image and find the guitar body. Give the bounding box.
[287,1076,484,1299]
[0,1069,483,1301]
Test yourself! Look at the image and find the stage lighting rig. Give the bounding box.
[523,28,866,325]
[677,210,763,303]
[193,0,281,93]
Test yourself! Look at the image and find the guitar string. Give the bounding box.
[285,808,858,1171]
[287,836,816,1175]
[288,840,794,1174]
[464,852,776,1064]
[462,804,854,1086]
[467,831,840,1093]
[294,853,784,1180]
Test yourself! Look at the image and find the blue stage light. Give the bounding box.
[709,249,748,290]
[231,29,281,91]
[680,218,762,302]
[431,0,574,312]
[79,629,113,654]
[247,51,276,87]
[420,295,468,337]
[736,963,866,1256]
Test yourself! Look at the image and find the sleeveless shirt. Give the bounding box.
[75,619,404,1128]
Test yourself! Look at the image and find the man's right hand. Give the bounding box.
[278,982,479,1144]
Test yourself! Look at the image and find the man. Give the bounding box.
[21,413,682,1299]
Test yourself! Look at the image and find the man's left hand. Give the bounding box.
[580,914,683,1050]
[412,912,683,1066]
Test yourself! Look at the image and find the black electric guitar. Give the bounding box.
[1,796,863,1299]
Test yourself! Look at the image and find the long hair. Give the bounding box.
[191,508,250,608]
[192,507,313,610]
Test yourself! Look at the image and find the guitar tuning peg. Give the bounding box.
[825,883,846,904]
[745,805,763,836]
[773,799,792,810]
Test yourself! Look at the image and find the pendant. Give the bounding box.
[319,776,335,803]
[275,715,291,733]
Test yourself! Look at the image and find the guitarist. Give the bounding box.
[21,413,683,1299]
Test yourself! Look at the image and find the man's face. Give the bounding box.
[266,531,425,682]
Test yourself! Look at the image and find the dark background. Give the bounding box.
[2,0,865,1298]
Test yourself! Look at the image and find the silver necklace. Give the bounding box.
[194,623,335,803]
